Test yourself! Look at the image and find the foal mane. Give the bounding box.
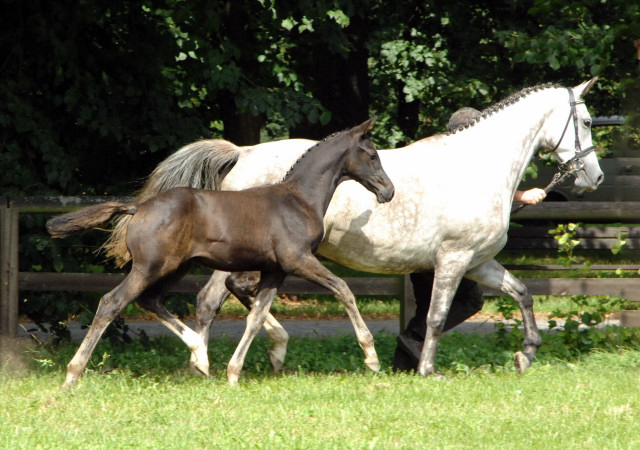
[279,129,344,182]
[447,82,563,135]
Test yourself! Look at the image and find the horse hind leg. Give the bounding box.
[190,270,231,375]
[189,270,289,376]
[466,259,542,373]
[135,299,209,378]
[130,265,210,378]
[62,270,149,389]
[225,272,289,372]
[226,272,285,386]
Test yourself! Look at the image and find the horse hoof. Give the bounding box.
[268,350,284,373]
[227,373,239,386]
[60,381,75,391]
[514,351,531,374]
[417,369,445,379]
[189,363,210,378]
[365,357,380,372]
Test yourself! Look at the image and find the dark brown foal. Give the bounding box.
[47,117,394,388]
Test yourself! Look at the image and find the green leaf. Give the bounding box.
[281,18,296,31]
[327,10,349,27]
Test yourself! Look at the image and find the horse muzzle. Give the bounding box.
[375,184,395,203]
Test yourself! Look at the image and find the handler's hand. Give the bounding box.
[515,188,546,205]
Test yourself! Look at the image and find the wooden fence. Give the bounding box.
[2,196,640,338]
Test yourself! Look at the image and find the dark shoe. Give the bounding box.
[396,333,423,364]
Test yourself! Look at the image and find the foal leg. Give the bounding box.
[226,272,289,372]
[466,259,542,373]
[288,255,378,372]
[134,282,210,378]
[191,271,289,374]
[227,272,285,386]
[62,270,149,389]
[190,271,231,374]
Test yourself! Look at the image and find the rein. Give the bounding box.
[511,88,596,216]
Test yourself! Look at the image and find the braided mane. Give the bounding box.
[447,82,563,135]
[280,130,344,182]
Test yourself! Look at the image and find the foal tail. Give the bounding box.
[103,139,241,267]
[47,202,137,239]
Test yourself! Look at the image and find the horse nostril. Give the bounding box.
[596,174,604,185]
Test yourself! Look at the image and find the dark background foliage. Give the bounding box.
[2,0,639,333]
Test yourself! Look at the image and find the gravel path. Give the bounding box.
[18,315,618,342]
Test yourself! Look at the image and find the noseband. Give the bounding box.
[512,88,596,215]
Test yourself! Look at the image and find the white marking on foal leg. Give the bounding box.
[227,286,277,386]
[190,271,231,375]
[153,313,210,377]
[263,314,288,372]
[334,282,379,372]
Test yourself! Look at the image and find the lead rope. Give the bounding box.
[510,167,577,216]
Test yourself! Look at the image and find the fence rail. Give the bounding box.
[2,196,640,337]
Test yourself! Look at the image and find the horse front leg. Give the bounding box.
[466,259,542,373]
[288,255,378,372]
[226,272,285,386]
[226,272,289,372]
[417,251,473,377]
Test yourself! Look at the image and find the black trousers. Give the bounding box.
[392,272,484,371]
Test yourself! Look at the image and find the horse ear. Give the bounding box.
[355,116,377,134]
[574,77,598,99]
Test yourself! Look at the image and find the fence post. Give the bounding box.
[0,198,19,337]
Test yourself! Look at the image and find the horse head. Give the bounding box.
[546,78,604,193]
[342,117,395,203]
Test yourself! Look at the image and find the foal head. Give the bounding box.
[339,117,395,203]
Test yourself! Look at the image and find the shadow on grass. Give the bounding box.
[16,323,640,383]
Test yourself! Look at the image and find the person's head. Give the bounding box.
[447,107,481,132]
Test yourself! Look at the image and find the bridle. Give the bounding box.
[512,88,596,215]
[550,88,596,172]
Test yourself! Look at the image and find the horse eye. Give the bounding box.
[583,119,592,128]
[368,153,378,161]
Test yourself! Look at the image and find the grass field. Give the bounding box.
[6,247,639,448]
[2,329,640,449]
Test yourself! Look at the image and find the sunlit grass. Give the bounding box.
[2,333,640,449]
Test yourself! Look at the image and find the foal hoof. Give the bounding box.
[268,349,285,373]
[514,351,531,374]
[365,358,380,373]
[189,363,210,379]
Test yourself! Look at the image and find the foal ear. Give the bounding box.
[574,77,598,99]
[354,116,377,135]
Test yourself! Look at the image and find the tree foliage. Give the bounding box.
[2,0,638,331]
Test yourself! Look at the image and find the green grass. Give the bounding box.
[3,330,640,449]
